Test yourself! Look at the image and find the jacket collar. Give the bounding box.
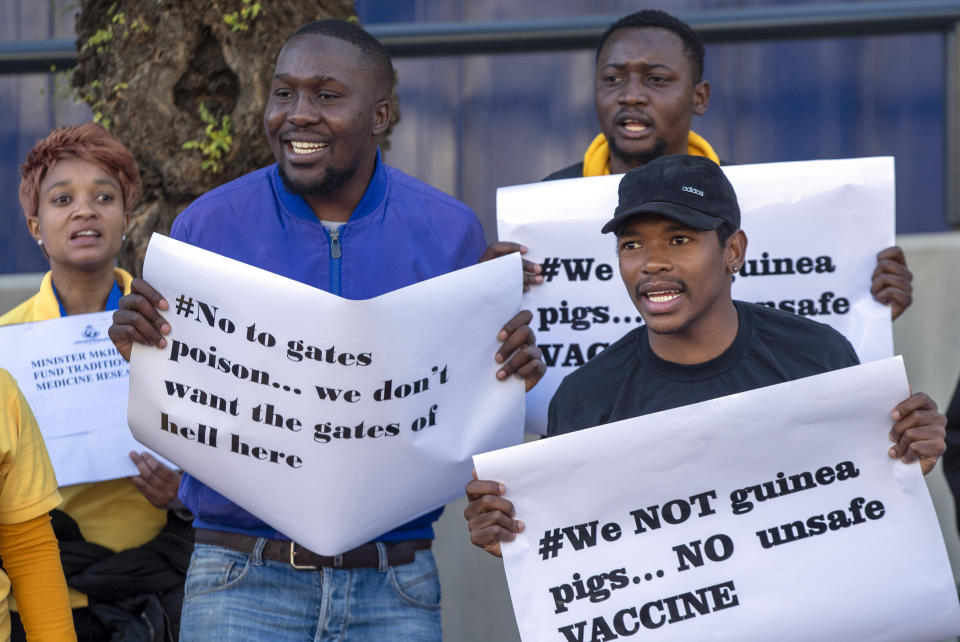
[273,149,388,225]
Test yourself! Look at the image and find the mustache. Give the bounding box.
[615,109,652,124]
[279,127,332,142]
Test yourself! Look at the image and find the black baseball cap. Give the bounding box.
[601,154,741,234]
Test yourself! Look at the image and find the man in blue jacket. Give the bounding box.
[110,19,544,641]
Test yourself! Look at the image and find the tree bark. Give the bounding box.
[72,0,367,273]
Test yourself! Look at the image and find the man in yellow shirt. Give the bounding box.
[523,10,913,320]
[543,11,716,181]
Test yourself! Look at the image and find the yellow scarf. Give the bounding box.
[581,130,719,177]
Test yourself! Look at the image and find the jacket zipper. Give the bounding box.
[329,226,342,295]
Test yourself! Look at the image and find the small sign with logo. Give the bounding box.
[0,311,167,485]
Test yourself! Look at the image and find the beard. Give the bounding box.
[278,162,353,197]
[608,136,669,169]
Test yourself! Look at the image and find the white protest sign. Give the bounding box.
[128,234,524,555]
[499,157,895,434]
[0,312,164,486]
[474,357,960,642]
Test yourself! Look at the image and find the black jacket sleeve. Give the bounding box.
[942,374,960,534]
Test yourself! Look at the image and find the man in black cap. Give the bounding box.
[464,154,947,557]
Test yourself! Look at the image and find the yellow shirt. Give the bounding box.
[0,369,68,640]
[0,269,167,609]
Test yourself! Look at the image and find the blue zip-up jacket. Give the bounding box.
[170,153,486,543]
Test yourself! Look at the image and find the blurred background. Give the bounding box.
[2,1,959,639]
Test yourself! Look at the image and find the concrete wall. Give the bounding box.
[892,233,960,589]
[2,232,959,640]
[0,272,42,315]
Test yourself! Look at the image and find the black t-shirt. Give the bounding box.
[542,162,584,182]
[547,301,860,437]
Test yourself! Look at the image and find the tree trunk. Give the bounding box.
[71,0,368,273]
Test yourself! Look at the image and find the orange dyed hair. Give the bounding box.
[18,122,141,221]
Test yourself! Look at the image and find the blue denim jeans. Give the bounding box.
[179,540,441,641]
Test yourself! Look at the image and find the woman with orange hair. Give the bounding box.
[1,123,189,641]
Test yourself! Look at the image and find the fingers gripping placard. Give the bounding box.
[128,234,525,555]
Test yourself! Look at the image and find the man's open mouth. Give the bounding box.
[622,118,648,133]
[644,289,682,303]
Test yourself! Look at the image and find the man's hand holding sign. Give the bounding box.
[481,242,545,293]
[471,358,956,641]
[106,18,548,641]
[871,245,913,321]
[110,234,544,556]
[467,387,946,558]
[467,156,953,640]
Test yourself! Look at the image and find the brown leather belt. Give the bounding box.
[195,528,431,570]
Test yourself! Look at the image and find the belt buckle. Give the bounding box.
[289,542,318,570]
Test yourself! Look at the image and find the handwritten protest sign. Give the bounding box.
[499,157,895,434]
[128,234,525,554]
[474,357,960,642]
[0,312,166,486]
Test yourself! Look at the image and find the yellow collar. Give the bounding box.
[31,268,134,321]
[582,130,720,177]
